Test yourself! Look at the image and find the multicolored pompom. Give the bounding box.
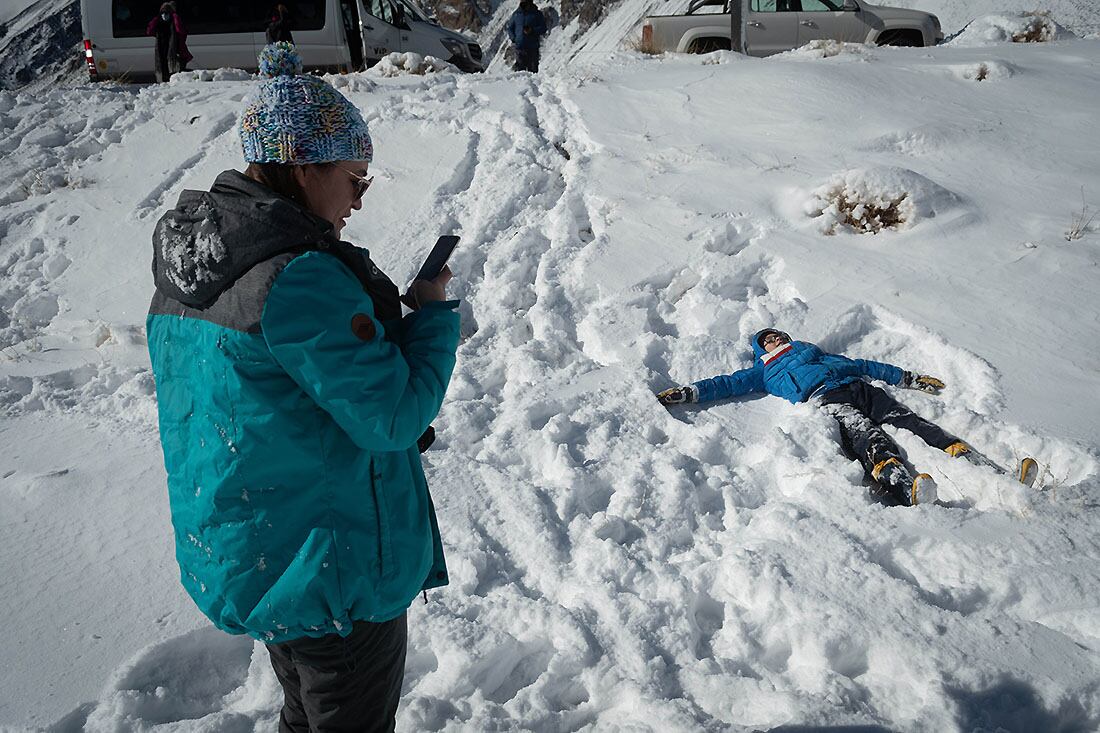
[258,41,303,78]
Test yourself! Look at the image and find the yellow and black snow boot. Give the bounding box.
[872,458,938,506]
[1019,457,1039,488]
[944,441,971,457]
[911,473,938,506]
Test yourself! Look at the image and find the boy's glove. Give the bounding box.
[902,371,945,395]
[657,385,698,405]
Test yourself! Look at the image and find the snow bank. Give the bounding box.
[803,167,962,235]
[781,40,876,61]
[170,68,253,83]
[82,628,277,731]
[950,12,1076,46]
[367,52,457,77]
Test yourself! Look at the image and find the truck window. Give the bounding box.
[750,0,795,11]
[110,0,326,38]
[798,0,842,10]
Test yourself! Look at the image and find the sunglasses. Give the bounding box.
[333,164,374,200]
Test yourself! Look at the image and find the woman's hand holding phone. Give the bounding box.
[402,266,452,310]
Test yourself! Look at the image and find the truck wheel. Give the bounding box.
[687,38,731,54]
[876,30,923,47]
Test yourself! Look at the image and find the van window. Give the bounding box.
[365,0,398,26]
[110,0,326,38]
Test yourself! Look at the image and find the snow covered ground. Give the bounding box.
[2,22,1100,733]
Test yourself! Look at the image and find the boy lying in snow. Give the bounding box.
[657,328,1036,506]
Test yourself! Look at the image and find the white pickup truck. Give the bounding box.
[642,0,943,56]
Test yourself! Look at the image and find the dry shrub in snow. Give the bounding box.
[368,52,456,77]
[1065,192,1097,241]
[805,167,959,235]
[955,60,1016,82]
[950,12,1075,46]
[627,35,663,56]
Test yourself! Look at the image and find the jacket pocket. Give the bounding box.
[369,459,394,578]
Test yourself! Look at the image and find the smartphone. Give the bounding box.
[414,235,459,282]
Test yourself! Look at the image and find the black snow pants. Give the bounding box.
[514,46,540,72]
[820,380,958,480]
[265,613,408,733]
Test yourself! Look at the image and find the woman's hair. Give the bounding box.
[245,162,311,205]
[160,2,176,12]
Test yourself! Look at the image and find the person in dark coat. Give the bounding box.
[505,0,547,73]
[146,1,193,81]
[266,4,294,45]
[657,328,1036,506]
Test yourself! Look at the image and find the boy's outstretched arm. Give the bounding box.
[833,351,945,395]
[657,364,765,406]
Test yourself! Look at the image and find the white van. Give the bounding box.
[80,0,483,80]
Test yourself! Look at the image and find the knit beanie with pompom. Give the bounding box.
[238,42,373,164]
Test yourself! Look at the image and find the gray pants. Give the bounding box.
[266,613,408,732]
[821,380,957,498]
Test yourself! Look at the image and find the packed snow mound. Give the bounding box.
[804,167,961,235]
[325,72,378,93]
[81,627,275,731]
[170,68,253,83]
[781,40,875,60]
[368,52,457,77]
[950,60,1017,82]
[950,12,1076,46]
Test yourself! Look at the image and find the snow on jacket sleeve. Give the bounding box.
[692,363,765,403]
[261,251,460,453]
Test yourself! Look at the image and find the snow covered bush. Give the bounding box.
[950,12,1075,46]
[367,52,456,77]
[805,167,959,235]
[954,61,1016,82]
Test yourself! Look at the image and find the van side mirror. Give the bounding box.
[843,0,859,9]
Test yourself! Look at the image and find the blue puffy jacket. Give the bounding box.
[147,171,459,643]
[693,329,904,404]
[506,5,547,50]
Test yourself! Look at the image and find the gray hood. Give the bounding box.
[859,1,935,25]
[151,169,335,309]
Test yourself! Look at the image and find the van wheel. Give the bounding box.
[687,38,731,54]
[876,30,923,47]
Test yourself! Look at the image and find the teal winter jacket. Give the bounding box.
[147,170,460,643]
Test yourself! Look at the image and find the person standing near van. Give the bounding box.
[266,3,294,44]
[146,42,460,730]
[146,1,192,81]
[506,0,547,73]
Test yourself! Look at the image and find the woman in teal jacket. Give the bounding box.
[146,43,459,730]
